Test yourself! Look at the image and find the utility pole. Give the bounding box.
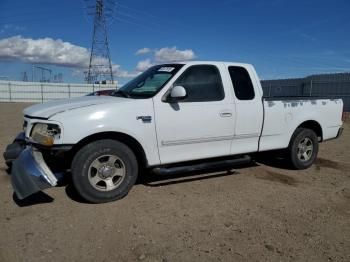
[21,71,28,82]
[32,64,35,82]
[33,66,52,82]
[85,0,115,84]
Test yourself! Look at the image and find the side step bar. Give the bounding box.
[152,155,251,176]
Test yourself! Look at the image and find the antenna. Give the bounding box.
[84,0,116,84]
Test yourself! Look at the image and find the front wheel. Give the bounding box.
[71,139,138,203]
[288,128,319,170]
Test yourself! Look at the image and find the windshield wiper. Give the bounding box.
[114,89,130,98]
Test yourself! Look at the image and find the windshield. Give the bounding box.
[116,64,184,98]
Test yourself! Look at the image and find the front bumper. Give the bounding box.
[3,132,26,164]
[11,147,58,199]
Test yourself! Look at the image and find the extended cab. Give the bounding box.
[6,61,344,203]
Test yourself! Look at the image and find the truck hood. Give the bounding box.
[24,96,127,119]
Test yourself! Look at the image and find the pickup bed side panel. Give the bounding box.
[259,98,343,151]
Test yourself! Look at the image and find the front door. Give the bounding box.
[154,64,235,164]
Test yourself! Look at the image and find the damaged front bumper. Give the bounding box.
[3,132,26,165]
[11,147,58,199]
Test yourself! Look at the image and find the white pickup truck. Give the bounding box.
[5,61,344,203]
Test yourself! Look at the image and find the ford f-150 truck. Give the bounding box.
[5,61,344,203]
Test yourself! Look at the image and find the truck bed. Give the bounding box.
[263,96,341,101]
[259,97,343,152]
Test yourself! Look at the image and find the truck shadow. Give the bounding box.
[63,162,259,204]
[4,167,11,175]
[140,152,294,188]
[139,162,257,187]
[12,153,294,205]
[12,192,54,207]
[65,184,89,204]
[252,152,294,170]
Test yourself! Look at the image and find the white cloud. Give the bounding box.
[0,36,198,79]
[112,64,139,78]
[135,47,152,55]
[154,47,196,62]
[126,46,197,75]
[0,35,90,68]
[135,59,154,71]
[0,35,139,78]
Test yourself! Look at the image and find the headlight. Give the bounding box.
[30,123,61,146]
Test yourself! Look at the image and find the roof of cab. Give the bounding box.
[169,60,253,67]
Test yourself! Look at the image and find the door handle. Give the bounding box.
[220,111,232,117]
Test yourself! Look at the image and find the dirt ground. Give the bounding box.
[0,103,349,262]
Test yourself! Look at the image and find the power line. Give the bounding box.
[0,2,180,32]
[118,3,159,20]
[116,3,185,30]
[114,17,157,32]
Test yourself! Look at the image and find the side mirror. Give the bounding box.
[169,85,187,101]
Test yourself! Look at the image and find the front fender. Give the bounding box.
[51,101,160,166]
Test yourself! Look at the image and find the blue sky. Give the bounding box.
[0,0,349,84]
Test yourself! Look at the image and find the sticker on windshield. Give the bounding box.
[158,67,175,72]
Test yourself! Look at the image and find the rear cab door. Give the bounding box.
[153,62,237,164]
[224,63,264,154]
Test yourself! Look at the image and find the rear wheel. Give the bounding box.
[71,139,138,203]
[288,128,319,170]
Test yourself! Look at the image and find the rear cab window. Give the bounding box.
[228,66,255,100]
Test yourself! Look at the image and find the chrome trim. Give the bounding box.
[233,133,260,139]
[161,135,234,146]
[161,133,261,147]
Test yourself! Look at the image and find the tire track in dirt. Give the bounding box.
[254,169,298,186]
[315,158,350,170]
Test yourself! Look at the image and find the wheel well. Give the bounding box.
[297,120,323,141]
[69,132,148,168]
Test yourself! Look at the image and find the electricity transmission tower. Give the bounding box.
[84,0,116,84]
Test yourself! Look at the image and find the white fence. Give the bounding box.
[0,81,116,103]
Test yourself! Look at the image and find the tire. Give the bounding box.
[71,139,138,203]
[288,128,319,170]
